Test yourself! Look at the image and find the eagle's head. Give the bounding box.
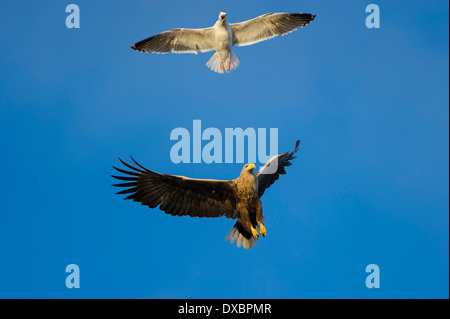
[243,163,256,174]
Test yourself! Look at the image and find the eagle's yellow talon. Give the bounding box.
[251,227,259,239]
[259,222,266,237]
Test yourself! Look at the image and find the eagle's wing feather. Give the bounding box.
[256,140,300,197]
[231,13,315,47]
[131,27,215,54]
[112,157,239,219]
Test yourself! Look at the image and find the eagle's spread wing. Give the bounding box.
[131,27,215,54]
[256,140,300,197]
[231,13,315,47]
[112,158,239,218]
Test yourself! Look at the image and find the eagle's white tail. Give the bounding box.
[206,52,240,74]
[225,222,258,249]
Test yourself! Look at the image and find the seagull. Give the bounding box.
[131,12,316,73]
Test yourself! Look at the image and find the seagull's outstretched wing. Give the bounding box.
[256,140,300,198]
[231,13,315,47]
[131,27,215,54]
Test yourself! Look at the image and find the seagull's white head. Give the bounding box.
[219,12,227,22]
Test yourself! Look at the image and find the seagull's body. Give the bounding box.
[131,12,316,73]
[212,15,234,71]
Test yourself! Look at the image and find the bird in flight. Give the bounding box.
[112,140,300,249]
[131,12,316,73]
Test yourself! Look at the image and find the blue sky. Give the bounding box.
[0,0,448,298]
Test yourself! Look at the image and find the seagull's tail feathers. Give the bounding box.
[206,51,240,74]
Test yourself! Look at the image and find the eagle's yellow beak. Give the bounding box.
[220,16,225,21]
[247,163,256,170]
